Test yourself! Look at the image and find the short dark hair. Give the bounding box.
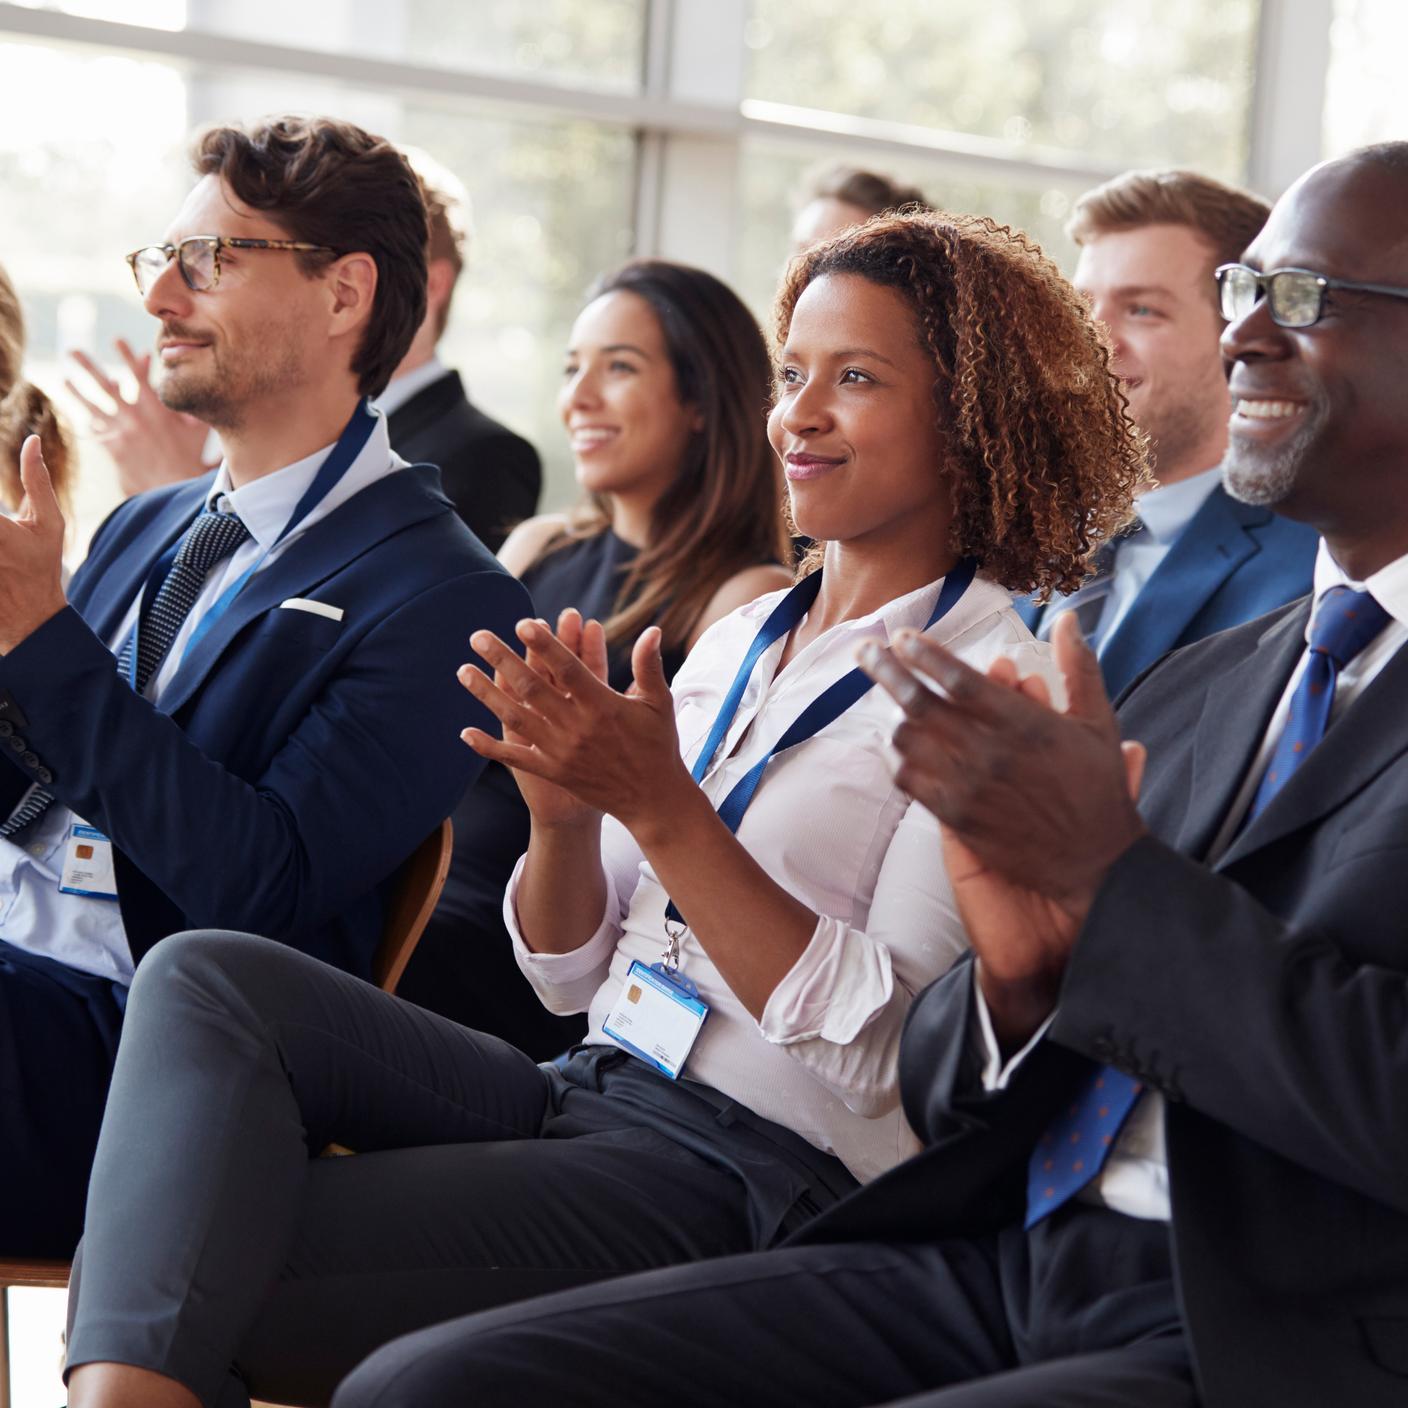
[800,163,931,218]
[1066,169,1270,295]
[191,115,428,396]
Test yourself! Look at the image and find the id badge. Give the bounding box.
[59,822,119,901]
[603,959,709,1080]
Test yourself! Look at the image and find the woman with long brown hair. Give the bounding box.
[500,257,791,687]
[66,209,1142,1408]
[397,259,790,1049]
[0,259,75,517]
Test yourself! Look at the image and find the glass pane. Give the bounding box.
[745,0,1259,181]
[21,0,648,92]
[736,140,1088,332]
[1324,0,1408,156]
[0,36,635,558]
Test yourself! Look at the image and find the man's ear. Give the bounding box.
[326,251,378,346]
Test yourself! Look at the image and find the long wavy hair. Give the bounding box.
[548,259,788,652]
[0,261,74,514]
[775,211,1146,597]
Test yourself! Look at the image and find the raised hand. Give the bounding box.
[67,340,217,496]
[858,614,1149,1047]
[459,613,691,833]
[0,436,69,652]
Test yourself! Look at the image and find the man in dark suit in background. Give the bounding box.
[376,154,542,551]
[68,155,542,551]
[1019,168,1316,697]
[0,115,527,1257]
[334,143,1408,1408]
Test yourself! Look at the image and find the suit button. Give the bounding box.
[36,767,52,785]
[8,735,24,753]
[0,720,11,737]
[21,752,38,769]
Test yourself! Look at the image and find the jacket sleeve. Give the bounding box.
[1052,833,1408,1218]
[0,568,530,941]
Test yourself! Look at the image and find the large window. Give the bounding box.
[1323,0,1408,156]
[744,0,1260,179]
[0,26,635,551]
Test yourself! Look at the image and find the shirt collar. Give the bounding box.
[1135,465,1223,545]
[206,411,392,553]
[373,354,449,418]
[1310,537,1408,636]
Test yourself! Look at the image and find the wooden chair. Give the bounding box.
[0,817,453,1408]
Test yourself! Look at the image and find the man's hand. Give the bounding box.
[859,614,1148,1047]
[0,437,68,652]
[67,340,217,496]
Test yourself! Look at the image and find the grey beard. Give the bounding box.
[1221,407,1321,508]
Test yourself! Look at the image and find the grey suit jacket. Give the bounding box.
[795,597,1408,1407]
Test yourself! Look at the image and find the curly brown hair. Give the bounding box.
[774,210,1146,597]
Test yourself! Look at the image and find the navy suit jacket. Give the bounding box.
[1015,486,1317,696]
[0,463,530,977]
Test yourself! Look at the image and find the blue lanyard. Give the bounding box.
[664,557,977,929]
[124,399,379,690]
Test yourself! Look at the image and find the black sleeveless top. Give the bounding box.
[521,530,689,692]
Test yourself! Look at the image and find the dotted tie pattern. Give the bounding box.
[1244,585,1389,818]
[1,509,251,840]
[1026,584,1390,1228]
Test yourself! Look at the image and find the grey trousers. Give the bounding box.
[65,930,855,1408]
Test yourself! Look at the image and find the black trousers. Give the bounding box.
[0,938,126,1256]
[334,1206,1193,1408]
[66,930,854,1408]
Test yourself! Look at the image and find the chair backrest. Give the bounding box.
[372,817,453,994]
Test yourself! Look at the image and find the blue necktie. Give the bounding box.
[1025,584,1390,1227]
[0,508,250,840]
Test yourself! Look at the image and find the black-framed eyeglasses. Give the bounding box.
[1215,262,1408,329]
[124,235,338,297]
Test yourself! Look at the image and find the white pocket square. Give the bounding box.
[279,598,344,622]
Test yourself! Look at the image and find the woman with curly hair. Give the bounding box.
[65,211,1141,1408]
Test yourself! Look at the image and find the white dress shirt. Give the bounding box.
[503,572,1058,1184]
[1093,466,1223,649]
[977,535,1408,1221]
[0,409,405,985]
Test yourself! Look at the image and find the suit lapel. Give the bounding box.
[77,481,209,645]
[1175,602,1309,859]
[1219,630,1408,867]
[156,466,448,717]
[1099,489,1268,694]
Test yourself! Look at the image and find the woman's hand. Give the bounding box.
[459,611,694,835]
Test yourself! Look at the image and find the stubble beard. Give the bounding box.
[156,336,306,433]
[1222,399,1325,508]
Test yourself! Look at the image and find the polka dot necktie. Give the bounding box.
[1025,584,1391,1228]
[0,508,251,840]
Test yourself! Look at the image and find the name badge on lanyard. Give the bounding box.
[602,558,978,1080]
[121,398,380,691]
[59,822,119,901]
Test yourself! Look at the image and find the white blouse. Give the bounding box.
[504,571,1055,1183]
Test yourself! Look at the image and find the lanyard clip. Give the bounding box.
[661,917,687,975]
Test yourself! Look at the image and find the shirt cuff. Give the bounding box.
[973,962,1056,1090]
[758,913,894,1046]
[502,850,622,985]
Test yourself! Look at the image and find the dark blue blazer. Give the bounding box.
[0,464,530,977]
[1015,487,1317,697]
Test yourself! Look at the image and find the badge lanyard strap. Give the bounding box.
[123,399,379,690]
[659,557,978,970]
